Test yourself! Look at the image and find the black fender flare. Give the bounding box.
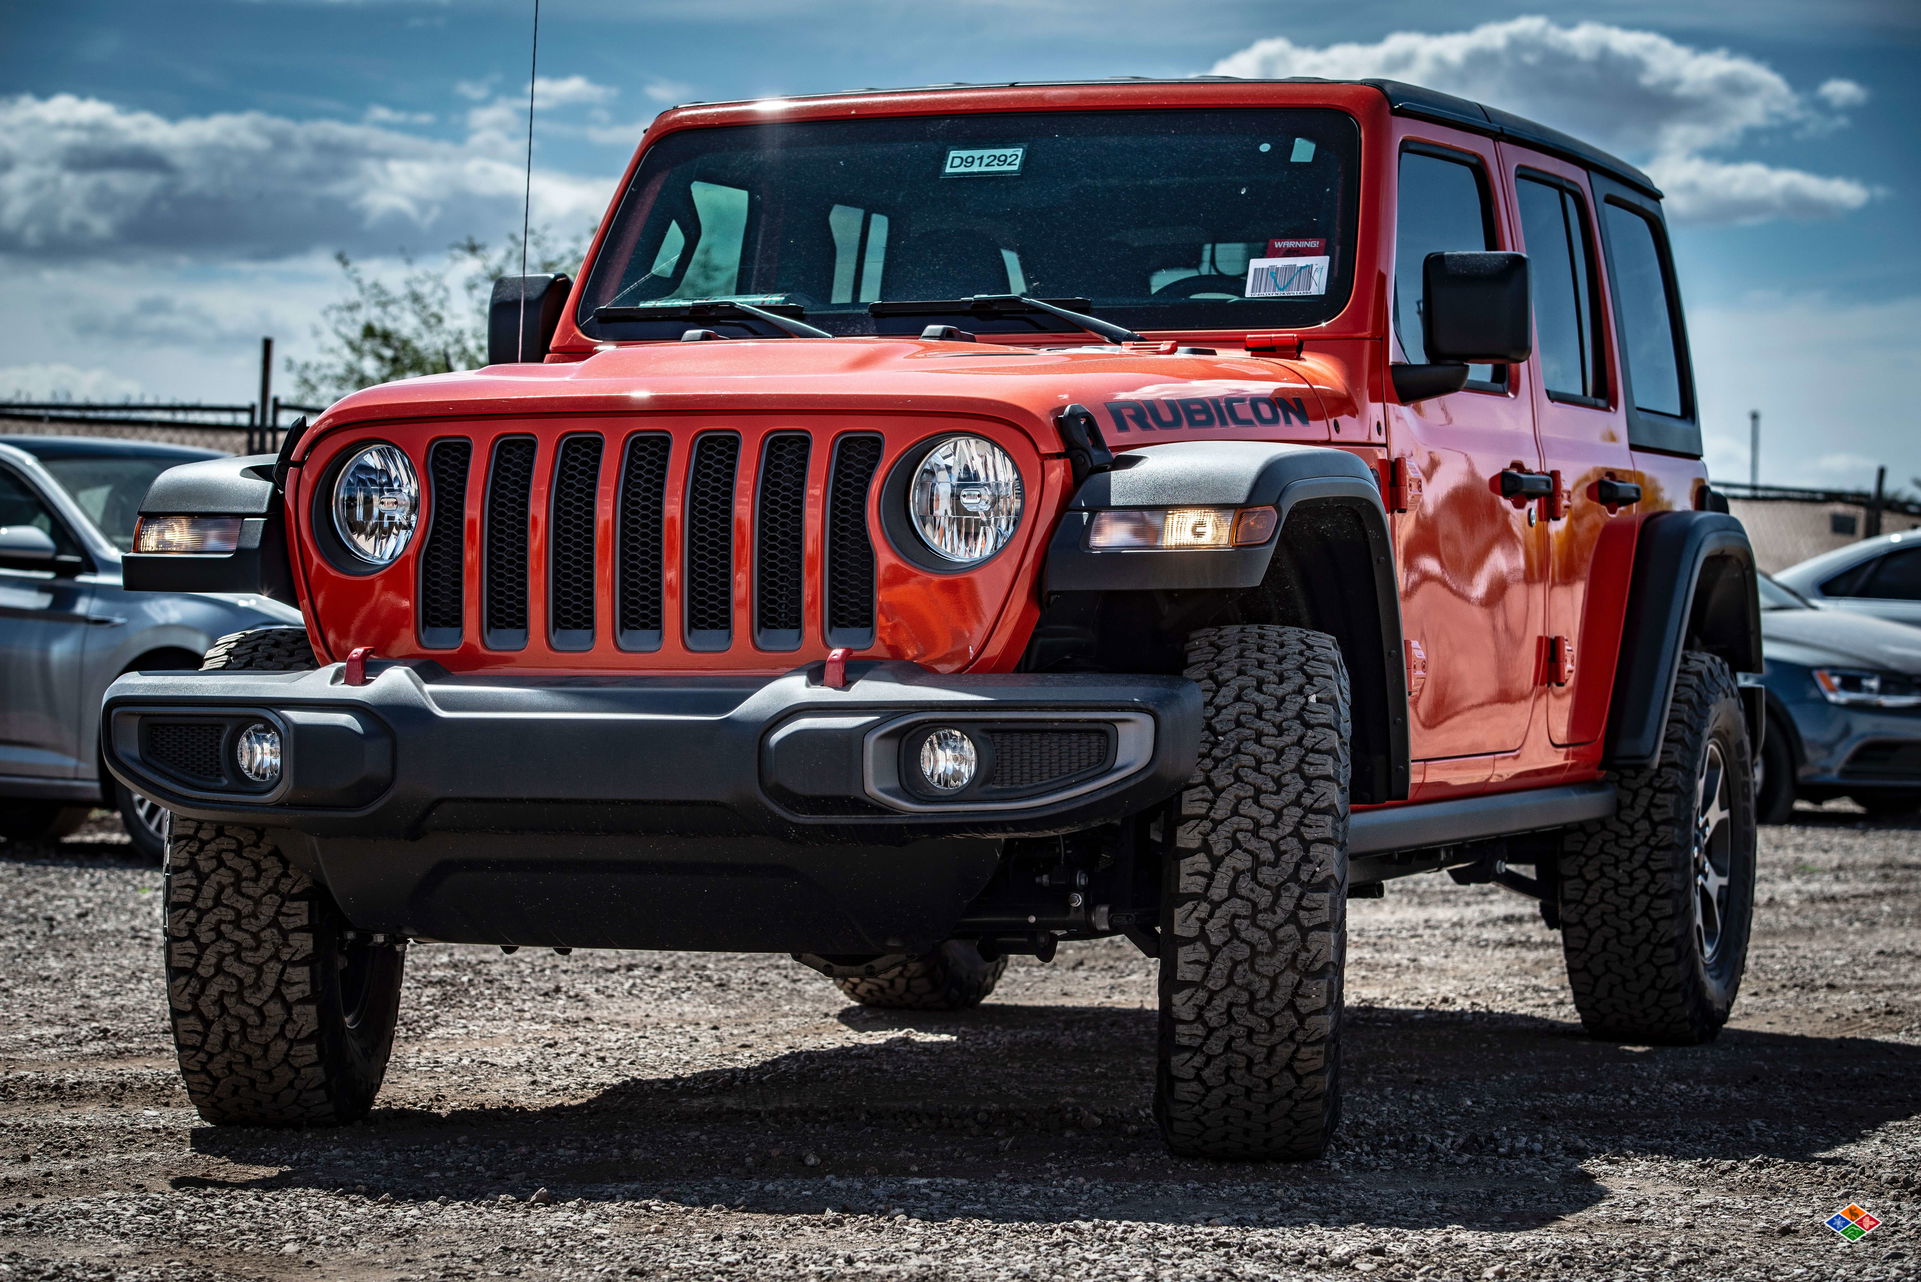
[1604,511,1762,769]
[1042,440,1409,803]
[121,453,297,603]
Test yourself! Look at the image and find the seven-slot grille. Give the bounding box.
[416,427,884,655]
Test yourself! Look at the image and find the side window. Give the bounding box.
[0,467,76,558]
[1855,548,1921,601]
[1601,201,1686,418]
[1395,148,1503,387]
[1517,176,1606,403]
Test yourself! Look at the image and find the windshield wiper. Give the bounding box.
[591,299,832,339]
[869,294,1144,344]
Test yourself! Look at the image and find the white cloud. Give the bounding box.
[453,77,495,102]
[1816,78,1870,111]
[364,104,435,126]
[0,362,145,401]
[1209,17,1875,226]
[0,93,609,261]
[531,75,616,108]
[643,79,694,105]
[1649,155,1875,224]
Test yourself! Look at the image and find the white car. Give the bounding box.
[1775,530,1921,630]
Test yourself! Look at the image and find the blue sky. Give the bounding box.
[2,0,1916,489]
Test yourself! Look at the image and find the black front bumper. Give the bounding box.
[103,659,1199,953]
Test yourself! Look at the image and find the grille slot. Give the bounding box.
[754,432,811,649]
[986,729,1112,790]
[419,438,471,648]
[484,436,536,649]
[616,434,670,650]
[549,434,603,650]
[147,721,227,786]
[684,433,740,650]
[824,434,882,648]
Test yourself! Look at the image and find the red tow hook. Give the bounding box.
[344,646,375,687]
[822,647,851,690]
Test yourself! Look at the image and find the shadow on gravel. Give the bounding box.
[184,1002,1921,1232]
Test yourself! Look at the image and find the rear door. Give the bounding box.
[1387,131,1546,774]
[1500,148,1638,747]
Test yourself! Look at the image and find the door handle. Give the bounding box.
[1590,477,1642,509]
[84,614,127,628]
[1497,468,1556,502]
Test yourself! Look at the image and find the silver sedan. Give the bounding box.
[1,435,301,856]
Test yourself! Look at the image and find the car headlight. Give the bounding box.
[1813,668,1921,709]
[907,436,1023,564]
[331,444,418,566]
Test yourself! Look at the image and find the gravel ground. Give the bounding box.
[1,805,1916,1281]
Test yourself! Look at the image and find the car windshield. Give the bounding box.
[1758,574,1809,611]
[578,108,1360,341]
[40,455,197,551]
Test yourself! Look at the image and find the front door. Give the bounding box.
[0,465,94,782]
[1387,133,1546,775]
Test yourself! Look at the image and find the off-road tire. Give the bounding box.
[0,802,89,845]
[201,625,316,672]
[167,821,406,1125]
[1156,624,1349,1161]
[1557,651,1756,1044]
[167,621,404,1125]
[1754,714,1797,825]
[833,941,1008,1010]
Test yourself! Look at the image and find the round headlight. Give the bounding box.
[331,444,418,566]
[908,436,1024,564]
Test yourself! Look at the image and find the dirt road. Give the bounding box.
[2,807,1916,1280]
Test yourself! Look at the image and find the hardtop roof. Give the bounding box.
[664,76,1660,201]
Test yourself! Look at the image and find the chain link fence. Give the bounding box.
[0,400,322,456]
[1721,482,1921,574]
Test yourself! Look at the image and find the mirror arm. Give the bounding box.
[1391,362,1471,403]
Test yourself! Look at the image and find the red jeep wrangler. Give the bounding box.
[108,78,1761,1160]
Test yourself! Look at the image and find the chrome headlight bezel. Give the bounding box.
[326,443,419,568]
[884,433,1025,571]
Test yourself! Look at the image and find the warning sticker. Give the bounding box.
[1245,256,1330,297]
[1265,237,1326,258]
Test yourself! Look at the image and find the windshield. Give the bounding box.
[41,455,195,551]
[1758,574,1809,611]
[579,108,1360,340]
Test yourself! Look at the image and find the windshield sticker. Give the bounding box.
[1245,256,1330,298]
[1265,237,1326,258]
[943,147,1025,177]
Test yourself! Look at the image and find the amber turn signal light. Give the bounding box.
[1087,505,1277,550]
[132,516,243,554]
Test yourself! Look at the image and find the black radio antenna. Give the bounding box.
[518,0,541,359]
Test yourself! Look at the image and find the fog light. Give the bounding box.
[918,727,978,792]
[234,723,281,785]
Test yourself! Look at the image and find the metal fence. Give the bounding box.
[0,398,323,455]
[1720,480,1921,574]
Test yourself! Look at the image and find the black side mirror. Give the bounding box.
[487,274,573,366]
[1423,251,1531,364]
[0,524,58,571]
[1391,251,1530,403]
